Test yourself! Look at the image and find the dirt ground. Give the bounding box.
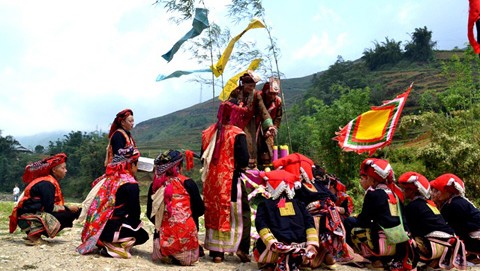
[0,219,368,271]
[1,195,479,271]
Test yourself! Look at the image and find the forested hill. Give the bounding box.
[133,50,461,155]
[133,74,314,153]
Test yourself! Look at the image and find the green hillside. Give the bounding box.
[133,74,314,154]
[133,50,462,156]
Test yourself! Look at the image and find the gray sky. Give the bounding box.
[0,0,470,137]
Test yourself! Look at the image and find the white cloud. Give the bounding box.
[0,0,469,137]
[293,32,348,60]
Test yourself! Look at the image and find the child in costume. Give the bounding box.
[254,169,320,271]
[398,172,466,270]
[430,173,480,264]
[274,153,349,267]
[343,158,417,271]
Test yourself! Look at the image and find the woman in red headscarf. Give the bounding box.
[254,169,320,271]
[398,172,466,270]
[10,153,81,245]
[201,100,250,263]
[430,173,480,262]
[343,158,417,271]
[105,108,137,166]
[78,147,149,258]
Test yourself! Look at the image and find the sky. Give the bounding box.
[0,0,471,138]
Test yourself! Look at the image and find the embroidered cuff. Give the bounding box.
[259,228,278,249]
[53,205,64,212]
[306,227,319,247]
[262,118,273,129]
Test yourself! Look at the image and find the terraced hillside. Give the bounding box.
[133,50,463,155]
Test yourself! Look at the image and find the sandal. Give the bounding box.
[24,237,47,246]
[236,250,251,263]
[213,256,223,263]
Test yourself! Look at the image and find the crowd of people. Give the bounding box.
[8,72,480,271]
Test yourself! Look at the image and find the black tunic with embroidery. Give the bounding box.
[356,188,406,232]
[110,128,134,155]
[295,180,337,206]
[404,197,454,238]
[17,181,79,229]
[255,197,315,254]
[440,196,480,252]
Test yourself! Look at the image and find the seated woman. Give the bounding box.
[430,173,480,264]
[322,173,354,222]
[254,169,319,271]
[398,172,466,270]
[274,153,350,266]
[343,158,417,271]
[10,153,80,245]
[146,150,204,266]
[77,147,149,258]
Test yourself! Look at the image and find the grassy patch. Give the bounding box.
[0,201,15,236]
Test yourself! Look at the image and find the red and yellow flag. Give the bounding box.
[334,83,413,155]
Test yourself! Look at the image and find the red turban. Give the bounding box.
[360,158,404,202]
[273,153,315,182]
[260,169,300,200]
[398,171,430,198]
[430,173,465,195]
[108,108,133,138]
[360,158,395,184]
[23,153,68,184]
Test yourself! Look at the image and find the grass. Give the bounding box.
[0,201,16,236]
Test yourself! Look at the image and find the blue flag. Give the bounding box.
[156,69,211,81]
[162,8,209,62]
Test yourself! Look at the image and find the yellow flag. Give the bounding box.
[218,58,262,101]
[211,18,266,77]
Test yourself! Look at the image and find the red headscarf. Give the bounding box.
[22,153,67,184]
[262,77,281,95]
[360,158,395,184]
[212,101,248,165]
[398,171,430,198]
[108,108,133,138]
[430,173,465,195]
[360,158,404,202]
[261,169,300,200]
[273,153,315,182]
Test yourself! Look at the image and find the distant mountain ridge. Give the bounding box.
[15,131,69,150]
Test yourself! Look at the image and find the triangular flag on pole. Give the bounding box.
[333,83,413,156]
[210,18,265,77]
